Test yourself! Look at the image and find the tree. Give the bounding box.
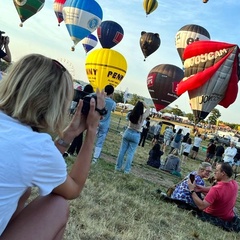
[113,91,124,103]
[208,108,221,125]
[172,107,183,116]
[185,113,194,122]
[128,94,143,105]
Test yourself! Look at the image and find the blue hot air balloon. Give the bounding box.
[62,0,103,51]
[97,20,124,49]
[81,34,98,53]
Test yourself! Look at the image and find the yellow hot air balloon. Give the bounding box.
[85,49,127,91]
[143,0,158,16]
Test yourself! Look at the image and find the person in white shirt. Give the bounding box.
[190,134,203,159]
[223,142,237,166]
[0,54,105,239]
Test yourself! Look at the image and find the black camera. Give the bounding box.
[81,94,108,116]
[0,31,6,42]
[81,94,98,115]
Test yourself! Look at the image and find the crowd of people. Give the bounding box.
[0,48,239,237]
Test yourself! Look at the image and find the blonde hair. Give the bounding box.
[171,149,179,156]
[0,54,74,134]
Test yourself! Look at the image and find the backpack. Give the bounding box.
[174,134,181,143]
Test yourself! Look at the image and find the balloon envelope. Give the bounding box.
[63,0,103,49]
[177,40,240,122]
[85,49,127,91]
[140,31,160,60]
[175,24,210,63]
[143,0,158,16]
[81,34,98,53]
[13,0,45,26]
[97,20,124,49]
[147,64,184,111]
[53,0,66,26]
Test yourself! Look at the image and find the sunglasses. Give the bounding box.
[52,59,66,72]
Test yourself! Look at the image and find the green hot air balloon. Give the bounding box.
[13,0,45,27]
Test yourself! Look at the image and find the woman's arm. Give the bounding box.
[53,90,105,199]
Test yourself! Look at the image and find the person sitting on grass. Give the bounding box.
[188,162,240,232]
[170,162,212,209]
[147,143,163,169]
[160,149,181,177]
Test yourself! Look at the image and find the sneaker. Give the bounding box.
[92,158,98,164]
[63,152,69,158]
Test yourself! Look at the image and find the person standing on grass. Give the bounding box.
[0,54,105,239]
[205,139,216,163]
[169,128,183,154]
[213,142,225,166]
[138,117,150,147]
[182,137,192,164]
[151,122,162,145]
[162,126,174,153]
[115,100,150,173]
[180,132,190,155]
[223,141,237,166]
[92,84,116,163]
[190,134,203,160]
[63,84,94,157]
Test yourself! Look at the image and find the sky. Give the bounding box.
[1,0,240,123]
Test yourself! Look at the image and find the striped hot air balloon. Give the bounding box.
[81,34,98,54]
[13,0,45,27]
[62,0,103,51]
[143,0,158,16]
[175,24,210,64]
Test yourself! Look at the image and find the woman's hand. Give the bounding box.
[86,89,105,131]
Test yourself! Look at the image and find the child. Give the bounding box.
[147,143,163,169]
[182,138,192,164]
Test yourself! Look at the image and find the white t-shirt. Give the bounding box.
[0,111,67,235]
[223,147,237,165]
[193,136,202,147]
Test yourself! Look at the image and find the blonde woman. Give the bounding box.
[0,54,105,239]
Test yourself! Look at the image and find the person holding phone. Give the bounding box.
[171,162,212,209]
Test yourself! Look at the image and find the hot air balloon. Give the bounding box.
[85,48,127,91]
[53,0,66,26]
[203,0,209,3]
[81,34,98,54]
[140,31,160,61]
[13,0,45,27]
[175,24,210,63]
[62,0,103,51]
[147,64,184,111]
[177,40,240,122]
[97,20,124,49]
[143,0,158,16]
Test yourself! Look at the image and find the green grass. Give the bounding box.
[35,113,240,239]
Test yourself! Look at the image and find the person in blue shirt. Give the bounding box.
[92,85,116,163]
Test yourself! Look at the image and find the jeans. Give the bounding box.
[115,128,140,173]
[93,125,109,159]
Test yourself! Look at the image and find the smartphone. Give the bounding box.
[189,174,195,183]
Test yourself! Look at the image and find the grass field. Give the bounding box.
[38,113,240,239]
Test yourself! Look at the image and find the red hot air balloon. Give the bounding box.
[97,20,124,49]
[140,31,160,61]
[147,64,184,111]
[177,40,240,122]
[53,0,66,26]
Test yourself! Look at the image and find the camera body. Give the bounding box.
[0,31,7,43]
[81,94,97,115]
